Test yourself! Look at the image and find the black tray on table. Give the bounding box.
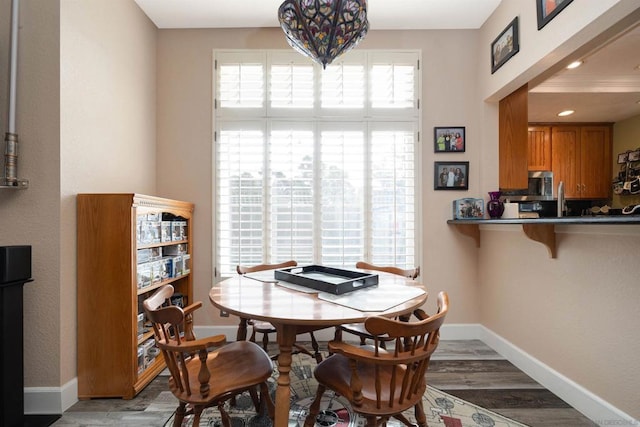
[274,265,378,295]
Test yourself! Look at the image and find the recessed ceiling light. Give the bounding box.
[566,61,583,69]
[558,110,575,117]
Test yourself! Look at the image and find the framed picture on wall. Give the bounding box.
[434,161,469,190]
[434,127,466,152]
[618,151,629,164]
[537,0,574,30]
[491,17,519,74]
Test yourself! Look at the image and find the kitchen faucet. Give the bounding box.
[557,181,565,217]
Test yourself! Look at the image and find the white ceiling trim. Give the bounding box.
[533,79,640,93]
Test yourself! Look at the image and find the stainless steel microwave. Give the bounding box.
[527,171,554,200]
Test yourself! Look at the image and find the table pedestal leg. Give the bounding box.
[274,324,296,427]
[236,317,248,341]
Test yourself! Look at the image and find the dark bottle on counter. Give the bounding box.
[487,191,505,218]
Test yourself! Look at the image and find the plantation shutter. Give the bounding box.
[268,122,315,264]
[214,50,420,277]
[369,52,419,116]
[369,122,417,267]
[321,54,366,110]
[269,52,315,113]
[216,121,266,270]
[319,124,366,266]
[216,52,265,117]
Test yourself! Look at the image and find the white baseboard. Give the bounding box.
[440,323,485,340]
[24,377,76,415]
[24,323,638,426]
[478,325,638,426]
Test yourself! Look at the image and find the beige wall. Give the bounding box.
[612,114,640,208]
[1,0,638,420]
[0,0,61,388]
[60,0,158,388]
[478,0,637,102]
[479,226,640,418]
[155,1,640,420]
[476,0,640,419]
[156,28,485,327]
[0,0,158,400]
[0,0,158,394]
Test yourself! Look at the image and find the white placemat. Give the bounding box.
[274,281,319,293]
[243,270,279,283]
[318,285,426,312]
[243,270,319,293]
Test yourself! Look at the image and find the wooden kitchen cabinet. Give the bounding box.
[551,126,580,198]
[499,84,529,190]
[77,193,194,399]
[580,126,613,198]
[528,126,552,171]
[550,125,612,199]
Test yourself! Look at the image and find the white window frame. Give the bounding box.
[213,49,422,278]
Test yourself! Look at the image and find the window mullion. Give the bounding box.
[263,123,271,261]
[388,132,395,264]
[313,122,322,264]
[364,123,372,261]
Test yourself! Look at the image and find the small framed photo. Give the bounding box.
[453,198,484,220]
[435,161,469,191]
[537,0,573,30]
[434,127,465,152]
[628,150,640,162]
[491,17,519,74]
[618,152,629,164]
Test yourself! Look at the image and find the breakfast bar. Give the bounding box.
[448,216,640,258]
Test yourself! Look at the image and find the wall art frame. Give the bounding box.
[491,17,519,74]
[434,161,469,191]
[618,151,629,164]
[537,0,573,30]
[434,127,466,152]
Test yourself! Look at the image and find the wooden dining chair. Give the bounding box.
[143,285,274,427]
[335,261,421,348]
[236,260,324,363]
[305,291,449,427]
[353,261,421,280]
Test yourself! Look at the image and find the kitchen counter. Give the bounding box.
[447,216,640,258]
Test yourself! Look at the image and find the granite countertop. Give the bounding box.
[448,215,640,225]
[447,215,640,258]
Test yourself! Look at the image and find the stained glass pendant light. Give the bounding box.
[278,0,369,69]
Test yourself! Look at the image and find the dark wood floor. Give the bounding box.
[51,340,596,426]
[428,341,596,426]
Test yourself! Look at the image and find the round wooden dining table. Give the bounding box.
[209,269,428,427]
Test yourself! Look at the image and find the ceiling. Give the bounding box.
[133,0,502,30]
[529,23,640,123]
[134,0,640,124]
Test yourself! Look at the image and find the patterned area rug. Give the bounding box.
[162,353,529,427]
